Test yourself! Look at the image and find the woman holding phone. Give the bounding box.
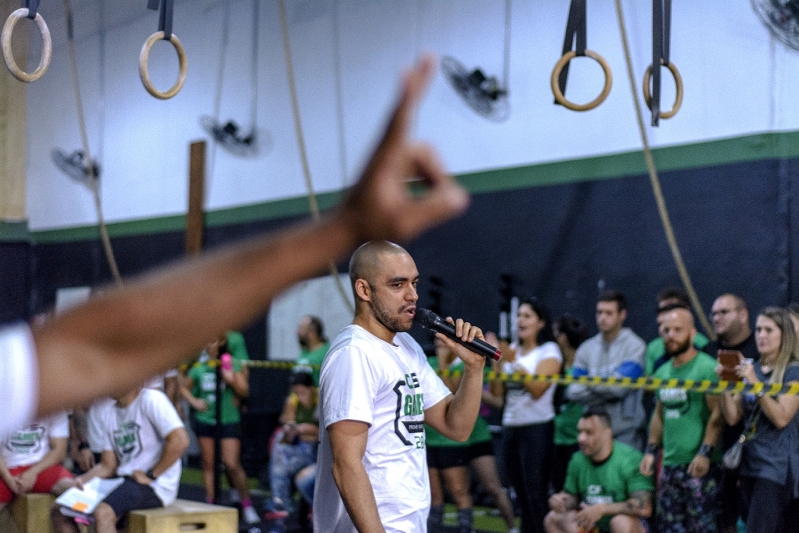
[716,307,799,533]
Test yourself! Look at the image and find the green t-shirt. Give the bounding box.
[226,331,250,361]
[564,441,654,532]
[189,354,246,426]
[554,366,583,446]
[645,333,709,376]
[424,357,492,448]
[295,342,330,386]
[654,351,718,466]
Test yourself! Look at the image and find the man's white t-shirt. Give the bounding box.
[0,324,38,439]
[501,341,562,426]
[314,326,452,533]
[102,388,184,506]
[2,411,69,468]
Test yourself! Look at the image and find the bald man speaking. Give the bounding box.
[314,241,487,533]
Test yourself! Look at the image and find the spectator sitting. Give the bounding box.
[51,385,189,533]
[0,412,74,509]
[264,368,319,530]
[545,409,653,533]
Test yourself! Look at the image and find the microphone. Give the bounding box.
[414,308,501,361]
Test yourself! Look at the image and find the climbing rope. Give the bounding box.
[63,0,121,286]
[613,0,713,339]
[278,0,354,313]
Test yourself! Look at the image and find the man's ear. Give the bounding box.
[619,308,628,323]
[354,279,372,302]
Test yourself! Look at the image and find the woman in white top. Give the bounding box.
[489,298,562,533]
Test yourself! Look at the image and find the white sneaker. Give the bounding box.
[243,505,261,525]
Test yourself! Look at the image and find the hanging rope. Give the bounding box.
[278,0,353,313]
[613,0,713,339]
[63,0,121,286]
[332,0,348,187]
[502,0,512,91]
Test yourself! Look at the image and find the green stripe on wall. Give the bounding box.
[9,130,799,244]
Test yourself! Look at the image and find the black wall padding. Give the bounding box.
[17,156,799,414]
[0,242,31,324]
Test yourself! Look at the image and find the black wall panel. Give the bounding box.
[0,242,30,324]
[19,157,799,417]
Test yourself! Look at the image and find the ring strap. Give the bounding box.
[24,0,39,20]
[146,0,173,41]
[554,0,587,105]
[650,0,672,126]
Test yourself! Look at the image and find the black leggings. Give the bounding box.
[499,421,554,533]
[740,475,799,533]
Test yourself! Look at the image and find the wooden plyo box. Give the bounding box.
[127,499,238,533]
[9,493,56,533]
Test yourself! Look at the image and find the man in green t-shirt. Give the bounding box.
[640,307,723,533]
[294,316,330,386]
[546,409,653,533]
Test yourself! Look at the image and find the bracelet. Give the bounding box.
[77,441,90,451]
[697,443,713,458]
[146,469,156,480]
[645,443,660,455]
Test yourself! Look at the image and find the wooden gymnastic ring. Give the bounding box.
[1,8,52,82]
[643,59,683,119]
[550,50,612,112]
[139,31,188,100]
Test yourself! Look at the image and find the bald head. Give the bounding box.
[349,241,409,290]
[659,307,696,358]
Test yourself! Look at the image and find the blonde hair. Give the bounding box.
[759,307,799,384]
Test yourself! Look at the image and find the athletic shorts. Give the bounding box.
[101,477,163,521]
[192,420,241,440]
[0,464,73,503]
[463,440,494,462]
[427,445,469,470]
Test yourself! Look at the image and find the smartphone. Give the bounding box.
[718,350,743,381]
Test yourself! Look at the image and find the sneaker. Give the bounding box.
[243,505,261,525]
[263,499,289,521]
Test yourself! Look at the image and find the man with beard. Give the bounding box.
[545,409,653,533]
[640,307,723,533]
[295,316,330,385]
[313,241,488,533]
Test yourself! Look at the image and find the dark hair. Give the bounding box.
[656,288,690,309]
[519,297,556,344]
[581,407,612,428]
[657,301,691,317]
[307,315,327,342]
[290,369,314,387]
[598,289,627,312]
[555,314,588,349]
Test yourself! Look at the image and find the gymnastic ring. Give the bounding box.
[550,50,612,112]
[138,31,188,100]
[1,8,52,83]
[642,59,683,119]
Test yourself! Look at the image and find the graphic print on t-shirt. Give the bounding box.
[393,372,426,448]
[113,421,143,463]
[659,387,690,419]
[6,424,45,455]
[584,484,614,506]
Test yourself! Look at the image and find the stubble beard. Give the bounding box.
[665,337,691,358]
[370,297,411,334]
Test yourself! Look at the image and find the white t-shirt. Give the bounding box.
[101,388,184,506]
[2,411,69,468]
[0,324,38,439]
[86,397,115,453]
[501,341,562,427]
[314,326,452,533]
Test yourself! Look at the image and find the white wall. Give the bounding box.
[23,0,799,230]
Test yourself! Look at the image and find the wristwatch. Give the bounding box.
[146,469,156,480]
[697,443,713,458]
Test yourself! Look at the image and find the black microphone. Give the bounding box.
[414,308,501,361]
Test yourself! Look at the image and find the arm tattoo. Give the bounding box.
[623,491,651,514]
